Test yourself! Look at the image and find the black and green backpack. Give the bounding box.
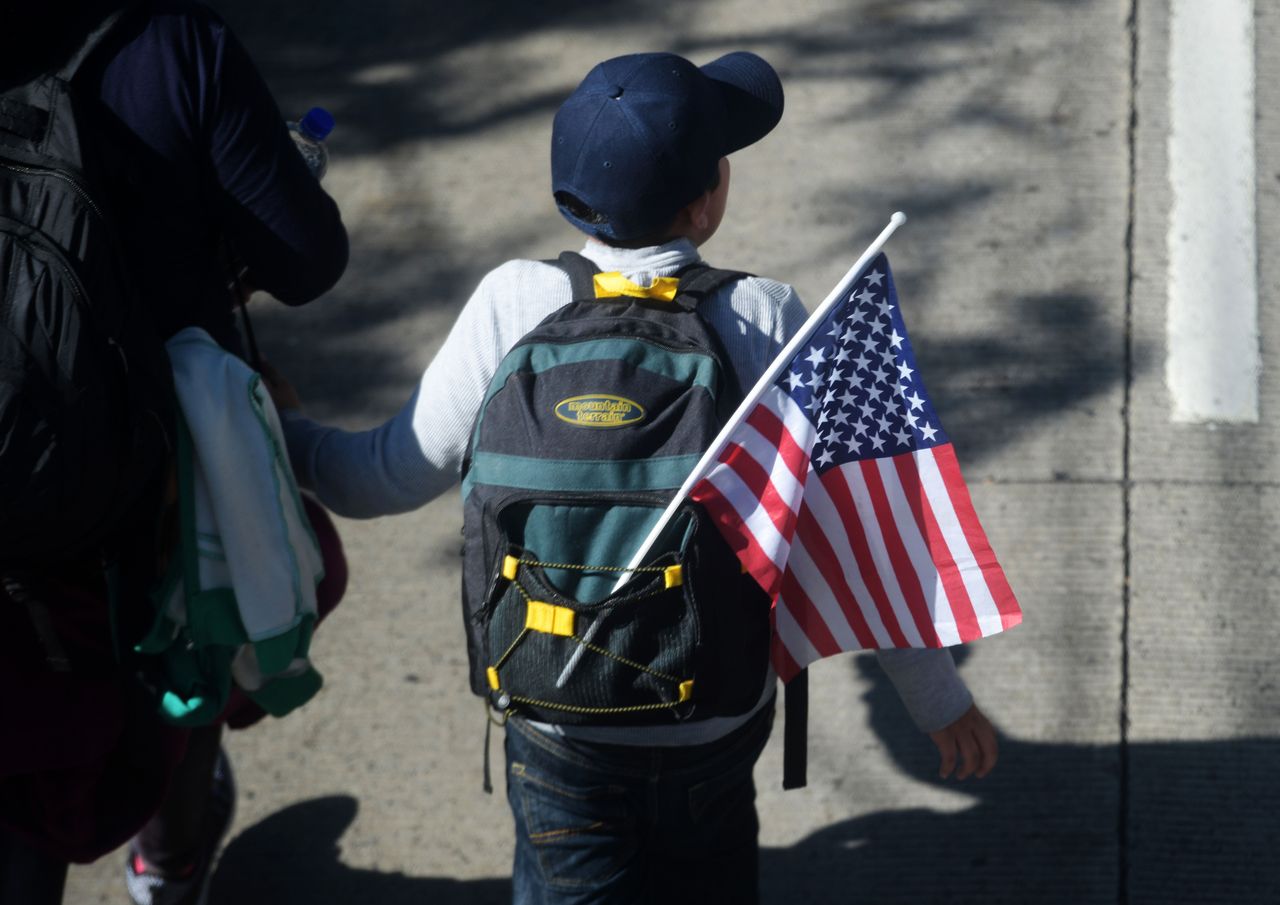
[461,251,772,727]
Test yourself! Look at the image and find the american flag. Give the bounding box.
[690,253,1021,682]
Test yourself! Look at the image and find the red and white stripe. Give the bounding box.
[692,386,813,596]
[692,386,1020,682]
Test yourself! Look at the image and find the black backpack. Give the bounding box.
[0,7,174,569]
[461,252,773,727]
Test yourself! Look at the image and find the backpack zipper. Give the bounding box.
[0,214,89,304]
[0,214,127,375]
[1,161,137,375]
[504,315,737,418]
[0,159,107,222]
[512,320,719,359]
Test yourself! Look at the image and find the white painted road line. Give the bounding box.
[1166,0,1259,424]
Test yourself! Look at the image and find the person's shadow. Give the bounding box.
[208,796,510,905]
[211,652,1280,904]
[759,652,1280,904]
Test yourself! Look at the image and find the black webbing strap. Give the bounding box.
[0,5,138,150]
[56,4,136,83]
[556,251,600,302]
[482,710,494,794]
[782,668,809,790]
[671,262,749,304]
[0,98,47,143]
[237,286,263,369]
[2,576,72,673]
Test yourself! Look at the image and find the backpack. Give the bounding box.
[0,12,188,859]
[461,251,773,727]
[0,5,173,570]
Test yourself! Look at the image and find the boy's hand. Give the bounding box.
[258,360,302,412]
[928,703,997,780]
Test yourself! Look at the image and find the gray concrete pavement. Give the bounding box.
[66,1,1279,902]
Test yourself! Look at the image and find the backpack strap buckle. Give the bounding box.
[2,575,72,672]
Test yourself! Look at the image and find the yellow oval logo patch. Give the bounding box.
[554,394,646,428]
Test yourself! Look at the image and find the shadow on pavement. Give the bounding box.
[209,0,1131,435]
[209,795,511,905]
[208,651,1280,904]
[211,0,638,150]
[758,654,1280,905]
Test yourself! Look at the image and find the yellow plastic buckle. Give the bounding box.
[593,272,680,302]
[502,555,520,581]
[663,564,684,589]
[678,680,694,703]
[526,601,576,637]
[487,667,501,691]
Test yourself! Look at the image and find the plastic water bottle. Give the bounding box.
[287,107,334,181]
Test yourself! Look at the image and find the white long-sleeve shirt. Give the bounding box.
[282,238,972,740]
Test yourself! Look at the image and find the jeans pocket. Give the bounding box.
[509,760,638,890]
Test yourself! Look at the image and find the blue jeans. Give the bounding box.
[503,702,775,905]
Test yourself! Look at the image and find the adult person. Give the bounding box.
[0,3,348,903]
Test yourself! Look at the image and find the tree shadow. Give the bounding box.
[208,795,510,905]
[207,0,1130,440]
[919,289,1151,470]
[209,0,1097,150]
[209,0,641,151]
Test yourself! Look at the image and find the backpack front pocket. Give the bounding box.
[480,497,702,725]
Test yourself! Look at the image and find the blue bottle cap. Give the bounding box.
[298,107,335,141]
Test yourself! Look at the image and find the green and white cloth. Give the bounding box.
[137,327,325,725]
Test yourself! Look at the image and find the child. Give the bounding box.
[273,51,996,905]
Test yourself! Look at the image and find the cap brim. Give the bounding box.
[700,51,784,155]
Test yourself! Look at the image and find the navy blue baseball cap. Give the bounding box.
[551,51,784,242]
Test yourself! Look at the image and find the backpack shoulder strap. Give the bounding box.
[0,4,136,149]
[672,262,750,302]
[552,251,603,303]
[57,4,137,83]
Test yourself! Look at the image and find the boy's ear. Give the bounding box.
[683,192,713,231]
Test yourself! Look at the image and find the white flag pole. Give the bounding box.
[617,211,907,581]
[555,211,908,688]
